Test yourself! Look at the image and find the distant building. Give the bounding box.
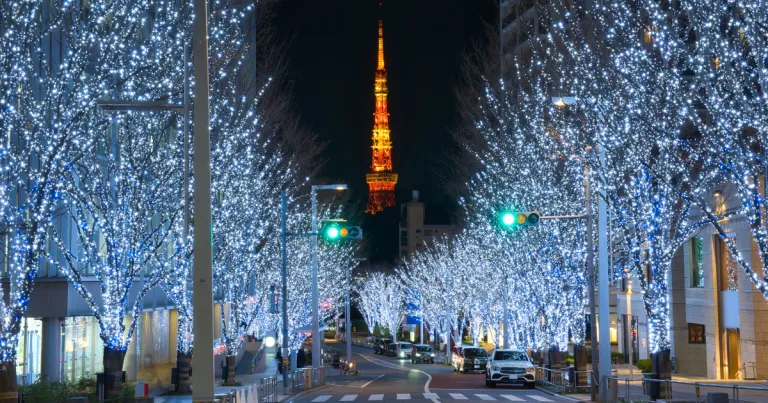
[398,191,457,261]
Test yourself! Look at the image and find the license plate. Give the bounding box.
[509,375,517,380]
[474,365,479,369]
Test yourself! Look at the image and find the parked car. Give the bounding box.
[485,349,535,389]
[410,344,435,364]
[374,338,392,355]
[452,345,489,373]
[389,341,413,359]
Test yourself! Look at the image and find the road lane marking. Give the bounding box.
[360,374,384,388]
[356,353,437,403]
[397,394,411,400]
[528,396,554,402]
[449,393,467,400]
[500,396,525,401]
[368,394,384,400]
[423,393,439,399]
[311,396,331,402]
[475,394,496,400]
[340,395,358,401]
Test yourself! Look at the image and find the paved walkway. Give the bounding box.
[158,351,292,402]
[567,374,768,402]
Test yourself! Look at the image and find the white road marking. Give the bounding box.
[397,393,411,400]
[356,353,437,403]
[340,395,358,401]
[368,394,384,401]
[475,394,496,400]
[500,395,525,402]
[423,393,439,399]
[311,396,331,402]
[528,396,554,402]
[449,393,467,400]
[359,374,384,388]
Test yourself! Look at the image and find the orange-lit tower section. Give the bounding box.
[366,20,398,214]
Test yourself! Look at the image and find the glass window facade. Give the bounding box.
[62,317,103,382]
[690,237,704,287]
[16,318,42,385]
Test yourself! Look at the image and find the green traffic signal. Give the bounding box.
[500,211,540,227]
[326,227,340,239]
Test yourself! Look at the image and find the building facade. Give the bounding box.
[398,191,457,262]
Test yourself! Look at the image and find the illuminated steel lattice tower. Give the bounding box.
[366,20,398,214]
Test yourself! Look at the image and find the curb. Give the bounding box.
[534,386,583,402]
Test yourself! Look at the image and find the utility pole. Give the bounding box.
[598,145,612,398]
[191,0,214,397]
[585,162,599,402]
[280,190,289,394]
[310,184,347,368]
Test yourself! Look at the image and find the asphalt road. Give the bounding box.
[285,341,573,403]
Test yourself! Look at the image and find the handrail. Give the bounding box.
[608,374,768,402]
[259,375,278,402]
[251,343,266,374]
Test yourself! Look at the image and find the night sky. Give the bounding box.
[273,0,495,263]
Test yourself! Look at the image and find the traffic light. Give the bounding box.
[500,211,540,227]
[323,224,363,240]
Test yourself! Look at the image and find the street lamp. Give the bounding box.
[552,96,609,401]
[95,47,191,388]
[311,184,347,369]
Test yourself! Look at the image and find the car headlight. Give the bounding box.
[430,353,435,357]
[416,353,421,357]
[399,352,404,357]
[491,366,500,371]
[526,367,535,373]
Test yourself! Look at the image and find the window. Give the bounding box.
[688,324,705,344]
[644,25,657,43]
[415,229,421,233]
[690,237,704,287]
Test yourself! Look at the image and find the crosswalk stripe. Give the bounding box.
[368,394,384,401]
[311,396,331,402]
[423,393,439,399]
[397,393,411,400]
[500,395,525,402]
[449,393,468,400]
[475,394,496,401]
[528,396,553,402]
[340,395,358,401]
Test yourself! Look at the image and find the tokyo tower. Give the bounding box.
[366,18,398,214]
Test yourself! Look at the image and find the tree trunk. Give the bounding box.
[0,360,17,403]
[103,347,126,398]
[175,350,192,394]
[225,355,237,385]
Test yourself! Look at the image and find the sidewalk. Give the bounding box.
[158,352,290,402]
[566,368,768,403]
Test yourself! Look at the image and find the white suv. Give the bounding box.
[485,349,535,389]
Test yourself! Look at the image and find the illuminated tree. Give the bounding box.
[0,0,192,394]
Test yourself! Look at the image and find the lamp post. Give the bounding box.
[95,46,191,386]
[311,184,347,368]
[552,96,610,401]
[190,0,215,398]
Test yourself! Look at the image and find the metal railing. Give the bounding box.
[351,338,375,349]
[259,376,278,402]
[533,365,617,393]
[607,375,768,403]
[291,365,328,393]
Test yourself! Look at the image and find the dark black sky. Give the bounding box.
[273,0,495,262]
